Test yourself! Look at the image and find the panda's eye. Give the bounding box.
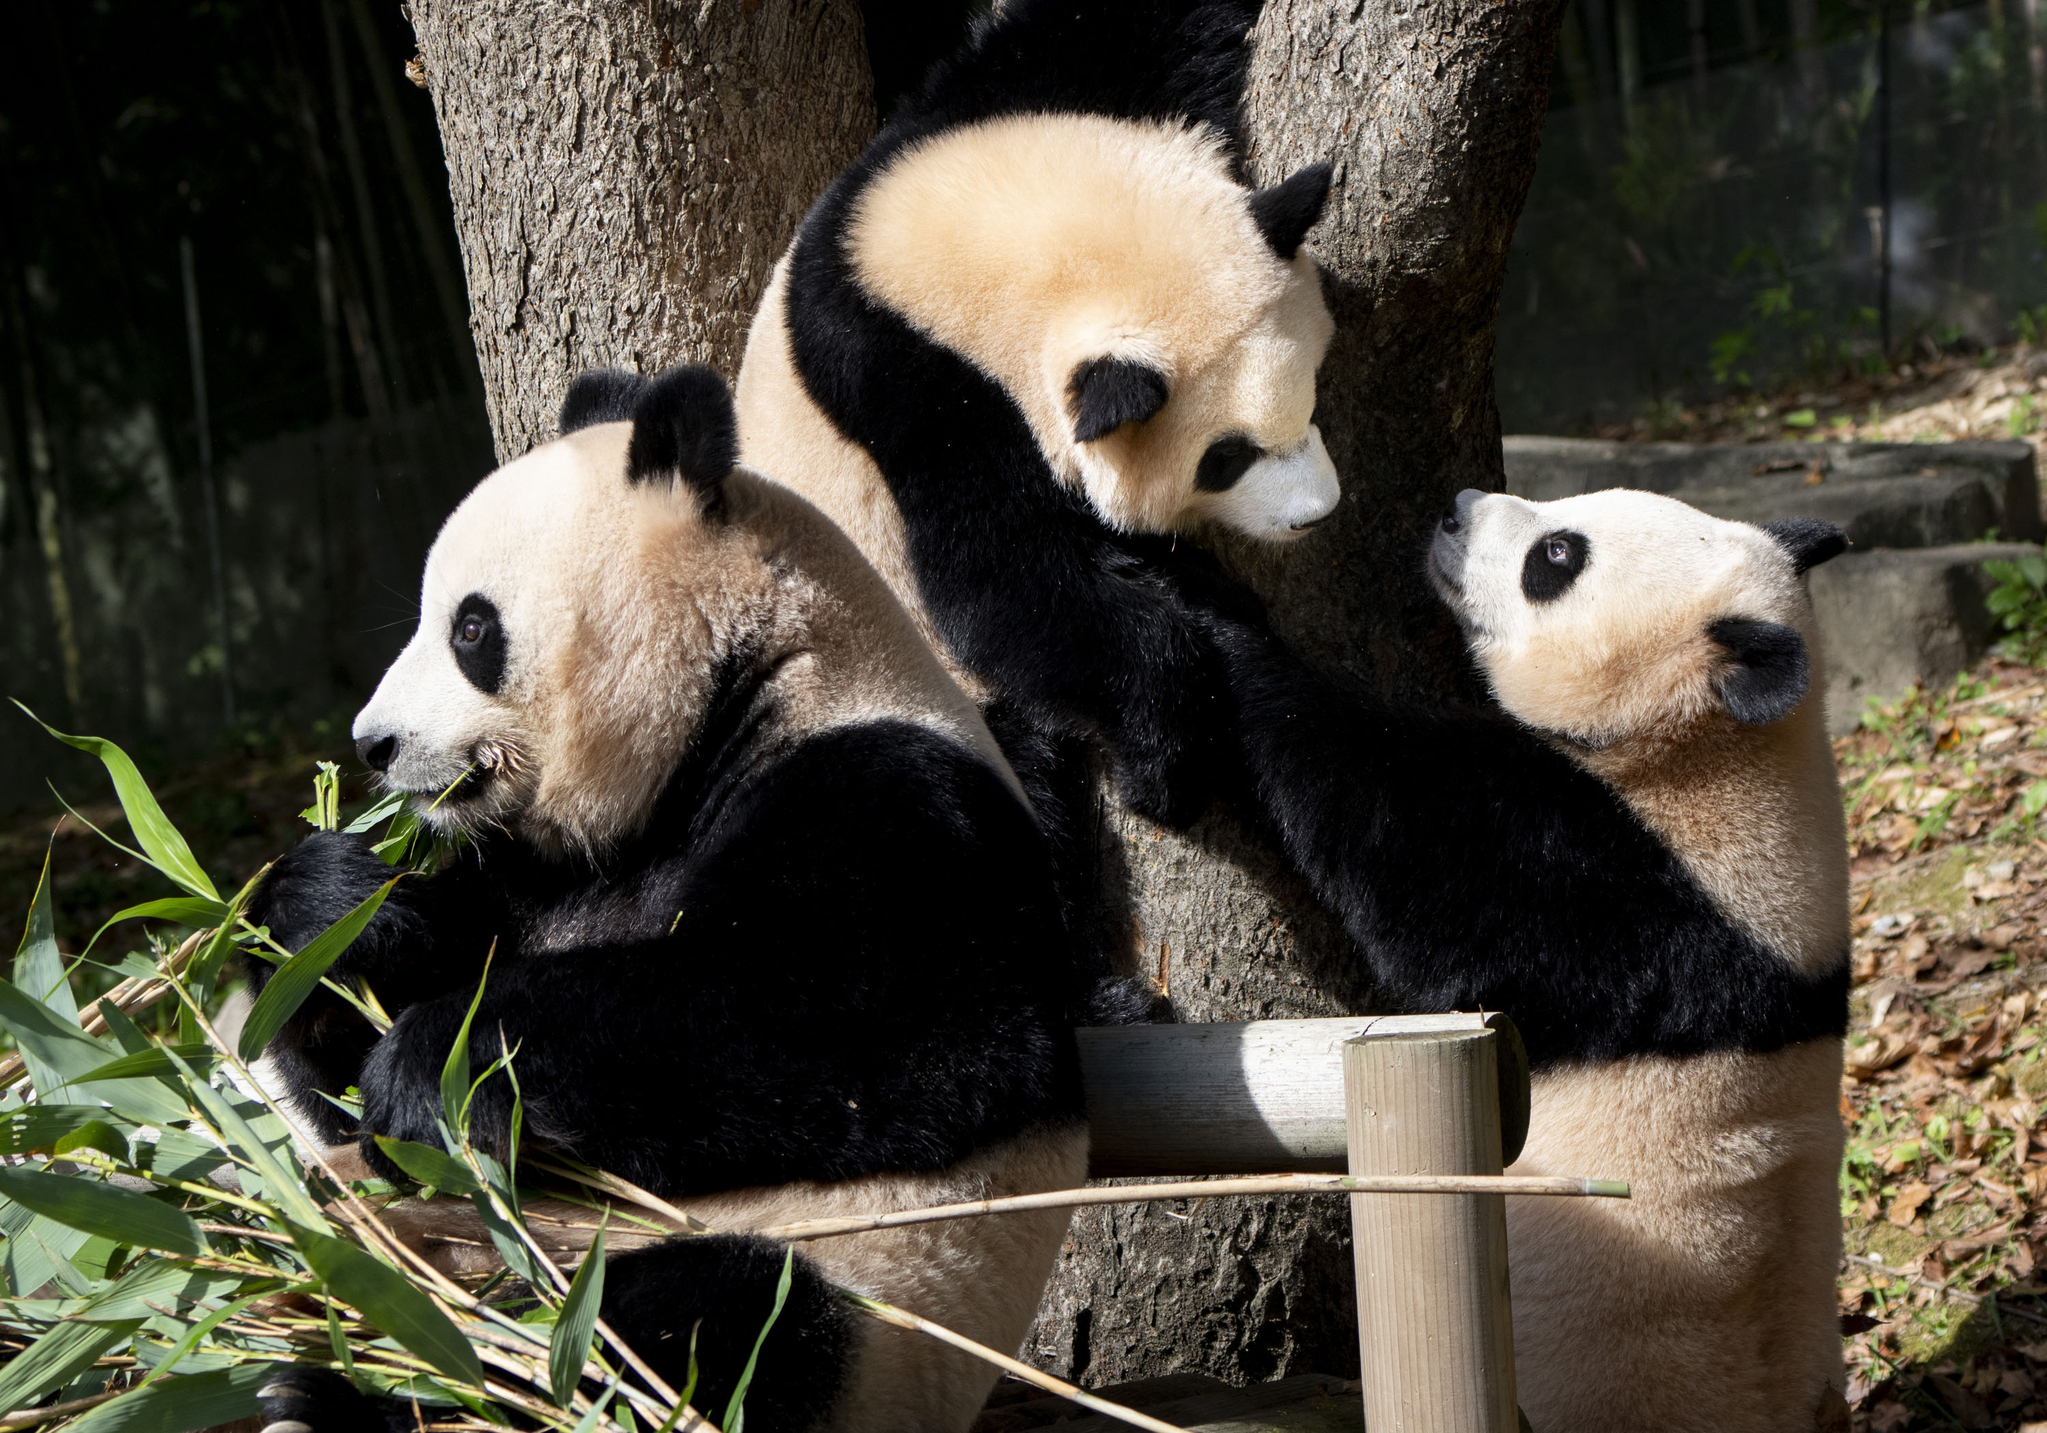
[450,594,506,694]
[1521,530,1588,603]
[1195,435,1262,493]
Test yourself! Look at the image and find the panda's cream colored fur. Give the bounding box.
[1507,1045,1845,1433]
[1435,489,1849,1431]
[356,421,1016,855]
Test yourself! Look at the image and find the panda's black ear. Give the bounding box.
[1067,356,1169,444]
[560,369,648,436]
[1761,518,1848,574]
[1248,162,1333,260]
[625,365,739,510]
[1707,617,1810,727]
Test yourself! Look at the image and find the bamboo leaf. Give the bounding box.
[440,957,492,1133]
[237,877,399,1063]
[85,898,228,955]
[371,1137,481,1196]
[162,1049,323,1229]
[75,1045,217,1084]
[549,1225,606,1408]
[0,1317,142,1411]
[723,1247,795,1433]
[16,847,77,1024]
[67,1362,274,1433]
[77,1261,251,1322]
[52,1118,131,1161]
[0,975,184,1125]
[0,1164,203,1255]
[0,1104,123,1155]
[289,1223,482,1386]
[19,707,221,901]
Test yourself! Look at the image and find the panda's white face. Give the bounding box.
[1426,488,1815,746]
[353,425,749,855]
[846,113,1339,542]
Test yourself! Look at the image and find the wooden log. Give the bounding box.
[1078,1012,1528,1177]
[1346,1028,1517,1432]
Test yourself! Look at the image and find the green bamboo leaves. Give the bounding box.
[19,707,221,903]
[0,1165,202,1256]
[288,1225,482,1387]
[549,1228,606,1409]
[235,877,399,1062]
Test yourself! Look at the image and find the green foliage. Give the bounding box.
[0,727,713,1433]
[1983,553,2047,665]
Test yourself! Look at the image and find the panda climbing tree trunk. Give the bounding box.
[402,0,873,463]
[1022,0,1569,1388]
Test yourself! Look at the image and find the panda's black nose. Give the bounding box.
[356,734,398,772]
[1441,487,1485,534]
[1439,506,1461,534]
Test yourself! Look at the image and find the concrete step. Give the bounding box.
[1809,543,2040,734]
[1503,436,2042,543]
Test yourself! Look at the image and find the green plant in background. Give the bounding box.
[1984,553,2047,665]
[2012,394,2040,438]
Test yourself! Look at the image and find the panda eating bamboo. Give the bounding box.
[244,367,1091,1433]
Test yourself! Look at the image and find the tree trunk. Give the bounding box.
[405,0,874,464]
[411,0,1562,1393]
[1024,0,1566,1387]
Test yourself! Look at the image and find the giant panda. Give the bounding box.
[1218,490,1852,1432]
[733,0,1336,936]
[243,365,1089,1433]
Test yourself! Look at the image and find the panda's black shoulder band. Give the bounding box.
[625,365,739,502]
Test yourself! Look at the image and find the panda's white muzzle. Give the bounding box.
[1206,426,1340,542]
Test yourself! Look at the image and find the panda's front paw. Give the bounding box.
[248,832,419,977]
[356,994,516,1178]
[258,1367,412,1433]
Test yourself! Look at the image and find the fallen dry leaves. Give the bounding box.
[1835,655,2047,1428]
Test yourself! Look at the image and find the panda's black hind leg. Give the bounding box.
[257,1368,416,1433]
[602,1235,853,1433]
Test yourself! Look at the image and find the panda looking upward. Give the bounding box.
[245,367,1088,1433]
[735,0,1334,892]
[1220,491,1852,1431]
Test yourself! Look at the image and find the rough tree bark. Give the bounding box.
[405,0,873,463]
[411,0,1563,1391]
[1023,0,1567,1386]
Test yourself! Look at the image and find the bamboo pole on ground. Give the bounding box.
[1345,1028,1518,1432]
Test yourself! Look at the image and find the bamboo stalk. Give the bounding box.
[844,1293,1188,1433]
[756,1172,1626,1244]
[0,1387,127,1431]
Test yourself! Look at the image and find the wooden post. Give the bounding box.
[1345,1029,1516,1432]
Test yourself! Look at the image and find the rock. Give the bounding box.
[1808,544,2042,735]
[1503,436,2042,543]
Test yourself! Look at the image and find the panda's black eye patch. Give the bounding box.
[450,594,506,694]
[1521,530,1589,603]
[1195,435,1262,493]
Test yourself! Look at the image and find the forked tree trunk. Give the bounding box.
[405,0,873,462]
[1024,0,1567,1385]
[410,0,1562,1390]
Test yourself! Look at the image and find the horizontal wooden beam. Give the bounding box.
[1077,1013,1529,1178]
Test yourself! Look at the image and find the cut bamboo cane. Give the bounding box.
[0,928,207,1092]
[754,1172,1626,1244]
[1347,1029,1518,1433]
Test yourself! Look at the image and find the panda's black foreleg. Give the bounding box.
[601,1236,854,1433]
